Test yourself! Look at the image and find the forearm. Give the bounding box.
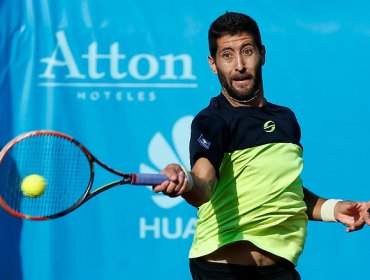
[182,157,217,208]
[303,187,326,220]
[181,172,216,207]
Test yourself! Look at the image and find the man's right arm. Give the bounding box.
[182,157,217,207]
[153,157,217,208]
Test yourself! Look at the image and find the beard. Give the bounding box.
[217,65,262,103]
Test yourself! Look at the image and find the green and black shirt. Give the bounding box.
[189,94,307,266]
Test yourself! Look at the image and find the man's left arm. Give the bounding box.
[303,187,370,232]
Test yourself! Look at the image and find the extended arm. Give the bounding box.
[303,187,370,232]
[153,157,217,208]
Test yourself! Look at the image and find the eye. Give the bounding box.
[221,52,233,59]
[243,48,253,56]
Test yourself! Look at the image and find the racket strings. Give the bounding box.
[0,134,92,218]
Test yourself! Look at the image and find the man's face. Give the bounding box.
[208,33,265,102]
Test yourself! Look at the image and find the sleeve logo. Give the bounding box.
[197,134,211,149]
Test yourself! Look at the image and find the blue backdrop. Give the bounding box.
[1,1,369,279]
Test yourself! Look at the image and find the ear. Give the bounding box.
[208,55,218,75]
[260,45,266,66]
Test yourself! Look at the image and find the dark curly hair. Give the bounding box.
[208,12,263,59]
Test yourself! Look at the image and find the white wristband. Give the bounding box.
[321,199,343,222]
[180,165,194,191]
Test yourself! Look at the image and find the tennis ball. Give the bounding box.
[21,174,47,198]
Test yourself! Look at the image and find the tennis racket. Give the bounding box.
[0,130,168,220]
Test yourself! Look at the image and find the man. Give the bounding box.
[153,12,370,280]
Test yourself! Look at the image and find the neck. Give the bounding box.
[222,88,265,107]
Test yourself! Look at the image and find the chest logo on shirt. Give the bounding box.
[263,120,276,133]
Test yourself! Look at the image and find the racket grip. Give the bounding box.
[132,174,169,185]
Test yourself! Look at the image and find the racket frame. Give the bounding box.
[0,130,161,220]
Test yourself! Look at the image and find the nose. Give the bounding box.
[235,54,246,71]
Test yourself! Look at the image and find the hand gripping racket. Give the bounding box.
[0,130,168,220]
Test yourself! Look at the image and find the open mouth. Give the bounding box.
[233,74,252,82]
[233,77,251,86]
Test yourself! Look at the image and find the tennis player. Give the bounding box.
[153,12,370,280]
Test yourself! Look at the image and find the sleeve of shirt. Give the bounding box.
[189,112,228,178]
[289,108,303,149]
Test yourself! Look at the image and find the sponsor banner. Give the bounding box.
[1,1,370,280]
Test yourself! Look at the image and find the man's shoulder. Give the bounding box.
[265,101,297,116]
[196,94,228,118]
[192,95,229,130]
[266,100,292,110]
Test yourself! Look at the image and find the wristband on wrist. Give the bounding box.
[320,199,343,222]
[179,165,194,192]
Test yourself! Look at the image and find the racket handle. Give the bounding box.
[131,174,169,185]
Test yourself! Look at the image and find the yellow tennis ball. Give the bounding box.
[21,174,47,198]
